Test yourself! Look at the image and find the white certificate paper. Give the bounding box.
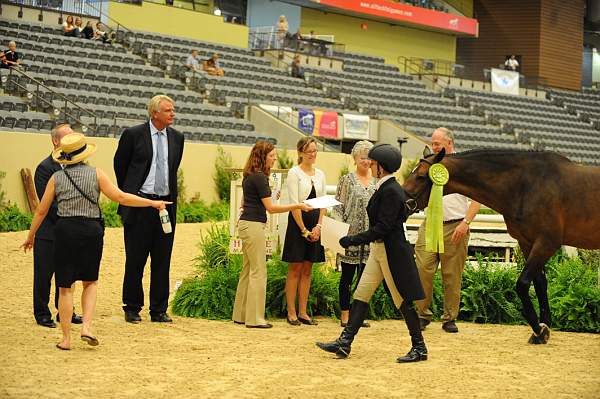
[303,195,342,209]
[321,216,350,255]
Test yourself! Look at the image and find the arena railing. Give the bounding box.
[1,65,100,133]
[249,30,346,59]
[1,0,107,19]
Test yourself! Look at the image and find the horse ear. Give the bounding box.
[433,147,446,163]
[422,146,432,157]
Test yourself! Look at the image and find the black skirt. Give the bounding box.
[282,186,325,263]
[54,217,104,288]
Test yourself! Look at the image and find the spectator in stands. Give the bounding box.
[114,95,184,325]
[277,15,288,48]
[1,41,21,69]
[22,131,170,350]
[203,53,224,76]
[81,21,95,40]
[291,54,305,80]
[505,55,519,71]
[31,124,83,329]
[282,137,326,326]
[332,140,376,328]
[62,15,77,37]
[232,141,312,329]
[93,22,108,43]
[73,17,83,37]
[415,127,480,334]
[186,49,201,72]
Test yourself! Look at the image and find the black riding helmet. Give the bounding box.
[367,143,402,173]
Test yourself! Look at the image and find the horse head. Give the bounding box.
[403,147,446,215]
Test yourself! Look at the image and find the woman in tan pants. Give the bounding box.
[232,141,312,328]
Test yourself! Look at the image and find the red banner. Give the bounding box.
[315,0,478,36]
[314,110,339,138]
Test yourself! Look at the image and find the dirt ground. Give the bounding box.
[0,223,599,399]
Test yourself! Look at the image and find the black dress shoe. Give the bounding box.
[233,320,245,325]
[124,310,142,324]
[419,318,431,331]
[246,323,273,329]
[442,320,459,333]
[150,313,173,323]
[37,318,56,328]
[56,313,84,324]
[287,317,301,326]
[298,316,318,326]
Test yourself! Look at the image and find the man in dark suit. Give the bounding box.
[114,95,184,323]
[33,123,82,327]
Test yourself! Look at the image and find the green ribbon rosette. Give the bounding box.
[425,163,449,253]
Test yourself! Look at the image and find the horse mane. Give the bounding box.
[449,149,572,163]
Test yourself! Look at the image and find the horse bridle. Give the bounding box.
[404,157,434,215]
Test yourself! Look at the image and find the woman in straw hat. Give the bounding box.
[21,132,171,350]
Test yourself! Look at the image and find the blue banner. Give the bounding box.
[298,109,315,135]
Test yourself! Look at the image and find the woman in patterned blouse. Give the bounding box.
[333,141,376,327]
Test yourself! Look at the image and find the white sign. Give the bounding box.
[343,113,370,139]
[259,104,293,124]
[491,68,519,96]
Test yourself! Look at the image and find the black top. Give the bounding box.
[240,172,271,223]
[34,154,62,240]
[1,50,20,68]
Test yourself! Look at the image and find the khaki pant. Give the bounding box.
[354,242,403,308]
[232,220,267,326]
[415,220,469,322]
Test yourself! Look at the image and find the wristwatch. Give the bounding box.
[463,218,471,225]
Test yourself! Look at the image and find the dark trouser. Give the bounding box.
[339,261,365,311]
[122,207,175,315]
[33,238,59,321]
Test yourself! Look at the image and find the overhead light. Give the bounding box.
[213,8,222,16]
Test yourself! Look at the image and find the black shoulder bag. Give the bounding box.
[63,169,105,231]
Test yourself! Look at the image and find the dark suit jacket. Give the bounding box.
[113,122,184,225]
[350,177,425,302]
[34,154,62,241]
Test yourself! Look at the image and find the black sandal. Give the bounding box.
[298,317,318,326]
[287,317,301,326]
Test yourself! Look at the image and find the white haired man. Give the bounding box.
[415,127,480,333]
[114,95,185,324]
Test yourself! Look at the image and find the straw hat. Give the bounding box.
[52,133,97,165]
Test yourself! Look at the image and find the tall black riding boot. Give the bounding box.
[397,301,428,363]
[316,300,369,358]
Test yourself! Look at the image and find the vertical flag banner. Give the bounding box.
[315,111,339,138]
[298,109,315,135]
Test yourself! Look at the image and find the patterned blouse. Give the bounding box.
[333,172,377,265]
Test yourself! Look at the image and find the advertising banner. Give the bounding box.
[298,108,315,134]
[491,68,519,96]
[342,113,370,139]
[313,111,339,138]
[315,0,478,37]
[259,104,293,124]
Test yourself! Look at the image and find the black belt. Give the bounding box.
[443,218,463,225]
[138,192,171,200]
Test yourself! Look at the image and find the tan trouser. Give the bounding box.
[415,220,469,322]
[354,242,403,308]
[232,220,267,326]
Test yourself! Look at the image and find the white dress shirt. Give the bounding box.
[140,121,170,195]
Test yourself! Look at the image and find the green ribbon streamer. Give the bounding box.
[425,163,449,253]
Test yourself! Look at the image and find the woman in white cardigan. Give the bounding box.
[282,137,327,326]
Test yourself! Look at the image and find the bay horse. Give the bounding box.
[402,148,600,344]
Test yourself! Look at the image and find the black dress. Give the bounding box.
[282,185,325,263]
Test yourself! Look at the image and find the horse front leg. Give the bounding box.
[516,244,555,344]
[532,270,551,327]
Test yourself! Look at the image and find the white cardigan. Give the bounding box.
[286,165,327,203]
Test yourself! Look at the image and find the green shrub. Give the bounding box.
[213,146,238,202]
[276,149,294,169]
[196,223,234,270]
[0,204,32,232]
[100,201,122,227]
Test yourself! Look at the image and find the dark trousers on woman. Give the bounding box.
[339,261,365,311]
[122,207,174,315]
[33,238,58,321]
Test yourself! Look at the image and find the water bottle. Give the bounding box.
[159,209,172,234]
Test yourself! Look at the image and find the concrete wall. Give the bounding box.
[300,8,457,68]
[0,131,350,211]
[108,1,248,48]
